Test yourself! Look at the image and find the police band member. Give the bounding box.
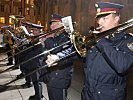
[18,24,44,100]
[45,14,79,100]
[2,27,14,65]
[81,2,133,100]
[17,23,33,87]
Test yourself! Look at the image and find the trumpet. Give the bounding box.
[72,18,133,57]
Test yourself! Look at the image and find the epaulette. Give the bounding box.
[126,33,133,52]
[127,42,133,51]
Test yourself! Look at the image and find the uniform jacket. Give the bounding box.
[82,32,133,100]
[44,32,78,88]
[19,41,44,70]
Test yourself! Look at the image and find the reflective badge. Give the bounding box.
[97,8,101,13]
[127,42,133,51]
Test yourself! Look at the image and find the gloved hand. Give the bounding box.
[45,54,59,67]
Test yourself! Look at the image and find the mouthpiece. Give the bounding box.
[96,26,103,30]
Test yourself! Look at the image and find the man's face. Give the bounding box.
[50,21,63,30]
[97,14,119,32]
[32,29,41,35]
[27,27,32,33]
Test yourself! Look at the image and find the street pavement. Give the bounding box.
[0,53,132,100]
[0,53,83,100]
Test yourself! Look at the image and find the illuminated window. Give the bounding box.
[0,17,5,23]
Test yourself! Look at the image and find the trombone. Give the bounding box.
[0,18,132,90]
[0,50,77,92]
[72,18,133,57]
[0,40,71,74]
[0,26,65,62]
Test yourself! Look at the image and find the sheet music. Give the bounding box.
[61,16,74,33]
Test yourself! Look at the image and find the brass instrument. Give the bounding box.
[0,48,76,92]
[0,16,76,88]
[0,40,71,74]
[9,15,25,32]
[72,18,133,57]
[1,18,133,90]
[9,15,25,51]
[0,26,66,62]
[27,26,65,38]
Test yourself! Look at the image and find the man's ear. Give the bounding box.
[115,15,120,24]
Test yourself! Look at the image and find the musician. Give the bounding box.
[81,2,133,100]
[45,14,79,100]
[3,27,14,65]
[18,24,44,100]
[16,24,33,87]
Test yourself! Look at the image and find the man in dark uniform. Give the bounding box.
[45,14,79,100]
[17,23,33,87]
[18,24,44,100]
[81,2,133,100]
[2,27,14,66]
[28,24,45,100]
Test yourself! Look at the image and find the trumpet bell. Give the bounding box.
[9,15,25,34]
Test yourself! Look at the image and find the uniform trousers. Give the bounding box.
[47,85,67,100]
[6,44,13,64]
[31,70,43,100]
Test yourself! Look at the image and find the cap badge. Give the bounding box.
[97,8,101,13]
